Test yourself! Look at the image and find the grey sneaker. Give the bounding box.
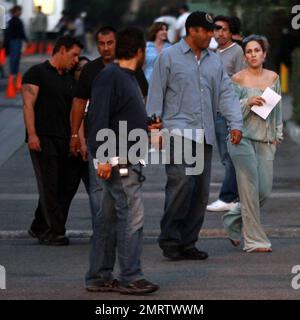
[86,279,120,292]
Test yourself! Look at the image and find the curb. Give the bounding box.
[1,227,300,240]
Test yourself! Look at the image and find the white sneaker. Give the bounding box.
[206,199,238,212]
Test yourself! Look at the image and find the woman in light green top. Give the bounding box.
[223,35,283,253]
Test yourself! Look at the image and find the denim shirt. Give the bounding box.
[146,39,243,145]
[234,77,283,143]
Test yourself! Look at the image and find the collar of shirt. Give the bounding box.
[217,42,236,53]
[45,60,68,75]
[111,62,136,76]
[179,38,210,60]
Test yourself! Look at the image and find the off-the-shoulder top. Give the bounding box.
[233,76,283,143]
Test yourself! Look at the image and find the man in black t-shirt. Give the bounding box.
[22,36,83,246]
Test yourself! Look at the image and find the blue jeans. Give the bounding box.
[9,39,22,75]
[80,155,103,229]
[85,164,144,286]
[215,113,239,203]
[159,141,212,251]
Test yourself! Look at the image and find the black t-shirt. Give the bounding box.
[23,61,76,141]
[74,57,105,99]
[87,63,148,159]
[74,57,149,100]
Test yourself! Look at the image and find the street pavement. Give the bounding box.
[0,55,300,300]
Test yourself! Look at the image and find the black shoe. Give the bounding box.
[86,279,120,292]
[159,242,182,260]
[179,247,208,260]
[162,249,182,260]
[119,279,159,295]
[39,235,69,246]
[28,229,37,238]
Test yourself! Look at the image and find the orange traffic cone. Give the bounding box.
[30,42,37,54]
[23,42,37,55]
[6,75,17,99]
[46,42,54,55]
[38,42,45,54]
[0,48,6,65]
[23,42,32,55]
[15,73,22,92]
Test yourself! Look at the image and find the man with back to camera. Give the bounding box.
[22,36,83,245]
[207,15,246,212]
[146,11,243,261]
[85,27,159,295]
[69,26,148,229]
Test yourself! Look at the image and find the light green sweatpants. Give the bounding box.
[223,138,276,252]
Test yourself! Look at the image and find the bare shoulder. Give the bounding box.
[264,69,279,82]
[232,70,246,84]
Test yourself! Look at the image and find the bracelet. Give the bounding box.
[71,134,79,138]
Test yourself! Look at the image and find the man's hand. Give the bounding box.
[230,129,242,145]
[147,116,162,131]
[28,134,41,151]
[80,141,88,161]
[97,162,112,180]
[70,135,81,156]
[148,116,163,149]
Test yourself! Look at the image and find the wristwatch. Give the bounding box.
[71,134,79,138]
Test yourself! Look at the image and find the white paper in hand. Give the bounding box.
[251,87,281,120]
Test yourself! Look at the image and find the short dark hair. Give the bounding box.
[147,22,168,42]
[52,35,84,55]
[11,5,22,15]
[95,26,117,41]
[116,27,145,60]
[242,34,269,53]
[230,16,242,35]
[214,15,234,34]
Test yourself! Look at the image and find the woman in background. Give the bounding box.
[223,35,283,253]
[144,22,171,82]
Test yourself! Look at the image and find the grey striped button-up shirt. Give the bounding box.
[146,39,243,145]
